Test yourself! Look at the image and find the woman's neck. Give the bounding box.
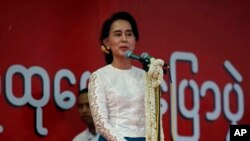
[111,59,132,70]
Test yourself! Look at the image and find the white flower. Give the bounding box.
[147,58,164,88]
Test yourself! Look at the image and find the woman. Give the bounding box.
[88,11,146,141]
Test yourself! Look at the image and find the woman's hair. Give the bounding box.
[100,11,139,64]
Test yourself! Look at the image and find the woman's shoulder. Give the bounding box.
[132,66,146,74]
[91,65,110,75]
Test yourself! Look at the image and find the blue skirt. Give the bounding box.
[98,135,145,141]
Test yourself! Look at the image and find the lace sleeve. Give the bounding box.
[88,73,126,141]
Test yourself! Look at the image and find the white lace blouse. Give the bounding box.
[88,64,146,141]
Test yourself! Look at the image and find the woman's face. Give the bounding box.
[105,19,136,60]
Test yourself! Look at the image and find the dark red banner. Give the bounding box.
[0,0,249,141]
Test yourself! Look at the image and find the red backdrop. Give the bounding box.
[0,0,249,141]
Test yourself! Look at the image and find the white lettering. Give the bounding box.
[54,69,76,110]
[170,51,199,141]
[79,71,91,90]
[234,129,241,136]
[224,60,244,141]
[200,81,221,120]
[0,52,245,141]
[5,65,49,136]
[233,129,246,136]
[169,52,244,141]
[241,129,247,136]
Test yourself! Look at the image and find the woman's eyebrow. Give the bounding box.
[113,29,132,33]
[113,30,122,33]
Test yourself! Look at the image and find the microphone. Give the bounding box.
[124,51,153,64]
[124,50,141,61]
[124,51,169,67]
[140,52,169,68]
[140,52,152,64]
[124,50,152,74]
[124,50,172,82]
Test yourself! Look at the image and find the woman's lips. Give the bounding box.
[120,46,129,51]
